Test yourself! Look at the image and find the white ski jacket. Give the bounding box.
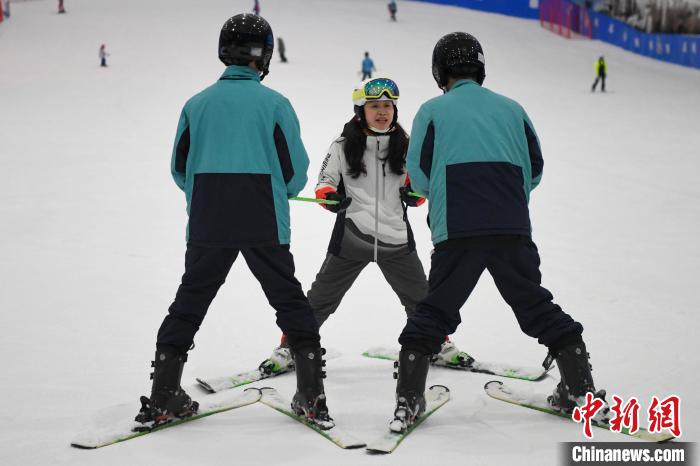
[316,134,417,261]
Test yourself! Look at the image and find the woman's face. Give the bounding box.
[363,100,395,131]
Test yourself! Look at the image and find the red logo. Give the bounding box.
[571,393,682,439]
[648,395,681,438]
[572,392,605,439]
[609,395,640,434]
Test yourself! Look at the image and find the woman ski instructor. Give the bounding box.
[259,77,471,374]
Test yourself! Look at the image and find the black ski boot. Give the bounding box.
[134,348,199,431]
[291,346,334,430]
[390,349,430,433]
[547,337,609,423]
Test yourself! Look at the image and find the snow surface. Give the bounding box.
[1,0,698,464]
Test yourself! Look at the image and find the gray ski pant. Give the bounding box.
[307,251,429,326]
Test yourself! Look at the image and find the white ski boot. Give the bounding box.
[259,346,294,375]
[432,340,475,368]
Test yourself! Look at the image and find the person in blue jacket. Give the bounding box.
[361,51,376,80]
[388,0,397,21]
[134,14,333,431]
[388,33,608,433]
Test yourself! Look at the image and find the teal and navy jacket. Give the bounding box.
[171,65,309,247]
[406,80,543,245]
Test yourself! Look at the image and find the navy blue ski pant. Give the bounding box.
[157,244,320,354]
[399,236,583,355]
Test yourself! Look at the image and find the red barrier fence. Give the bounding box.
[540,0,592,39]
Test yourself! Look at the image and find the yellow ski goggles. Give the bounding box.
[352,78,400,106]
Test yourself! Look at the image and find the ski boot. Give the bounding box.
[547,337,610,424]
[134,348,199,431]
[390,349,430,433]
[432,339,475,368]
[258,336,294,376]
[291,346,334,430]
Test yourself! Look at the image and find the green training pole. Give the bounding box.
[290,196,339,205]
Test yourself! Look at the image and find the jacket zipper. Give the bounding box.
[381,160,387,200]
[374,139,380,262]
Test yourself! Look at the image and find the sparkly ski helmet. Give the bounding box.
[351,78,400,130]
[218,14,274,80]
[432,32,486,88]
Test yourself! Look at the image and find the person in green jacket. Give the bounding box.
[388,32,608,433]
[134,14,333,431]
[592,56,607,92]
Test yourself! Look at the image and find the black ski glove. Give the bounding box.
[399,186,422,207]
[324,191,352,213]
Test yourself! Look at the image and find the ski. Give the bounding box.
[363,346,550,381]
[70,387,261,449]
[196,368,286,393]
[196,349,340,393]
[257,387,366,449]
[366,385,450,454]
[484,381,676,442]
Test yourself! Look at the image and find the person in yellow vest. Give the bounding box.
[591,56,607,92]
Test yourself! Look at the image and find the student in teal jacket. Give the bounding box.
[135,14,333,431]
[388,32,608,434]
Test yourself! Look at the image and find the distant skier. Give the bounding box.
[388,0,397,21]
[277,37,287,63]
[99,44,108,67]
[258,77,471,376]
[58,0,66,14]
[387,32,609,433]
[253,0,260,15]
[591,55,607,92]
[361,51,375,80]
[134,13,334,431]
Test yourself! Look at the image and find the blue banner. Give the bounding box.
[412,0,700,69]
[590,11,700,69]
[410,0,539,19]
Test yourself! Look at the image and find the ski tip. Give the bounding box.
[195,378,217,393]
[243,387,262,401]
[657,436,677,444]
[258,387,279,398]
[70,443,96,450]
[366,447,391,454]
[345,443,367,450]
[428,384,450,393]
[484,380,503,390]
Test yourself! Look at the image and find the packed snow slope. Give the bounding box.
[1,0,698,465]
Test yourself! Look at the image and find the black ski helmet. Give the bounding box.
[432,32,485,89]
[218,14,274,80]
